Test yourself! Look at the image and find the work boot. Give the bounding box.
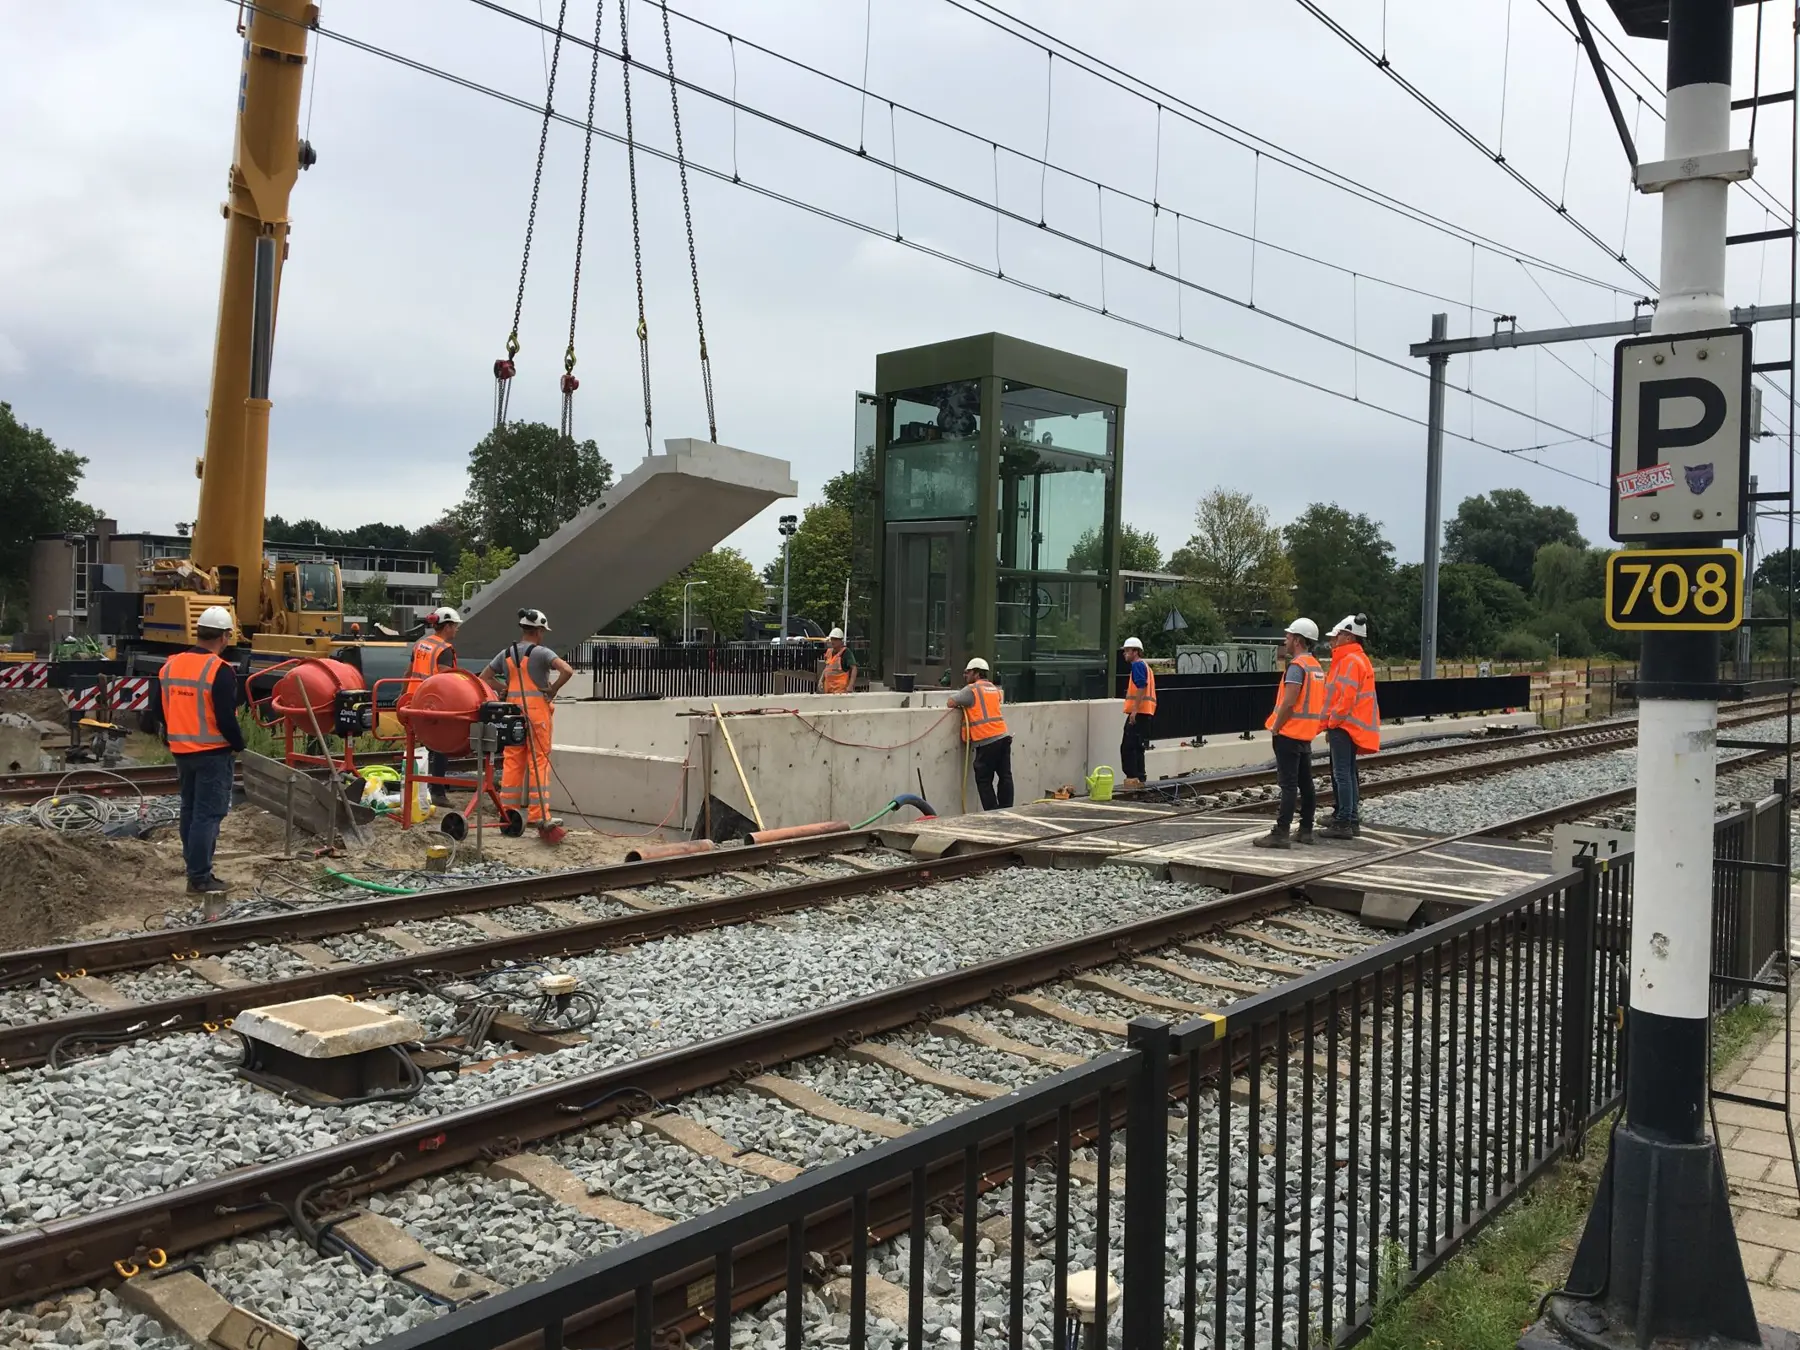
[186,876,228,895]
[1320,821,1355,840]
[1295,827,1317,846]
[1252,827,1291,850]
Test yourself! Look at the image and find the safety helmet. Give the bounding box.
[965,657,990,672]
[828,627,845,640]
[435,606,463,625]
[196,605,234,636]
[1285,617,1320,643]
[518,608,552,631]
[1121,636,1144,651]
[1328,614,1367,638]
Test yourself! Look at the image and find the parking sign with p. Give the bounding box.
[1609,326,1750,543]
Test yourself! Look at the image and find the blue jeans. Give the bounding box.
[1328,728,1359,825]
[177,752,234,885]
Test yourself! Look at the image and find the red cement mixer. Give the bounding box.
[374,669,529,840]
[255,657,372,775]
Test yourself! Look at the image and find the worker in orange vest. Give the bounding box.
[409,607,462,804]
[818,627,855,693]
[148,605,246,896]
[1120,636,1156,786]
[1321,614,1381,839]
[482,608,575,844]
[946,657,1012,810]
[1254,617,1328,850]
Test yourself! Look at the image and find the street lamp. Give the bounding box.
[776,515,798,645]
[682,580,709,646]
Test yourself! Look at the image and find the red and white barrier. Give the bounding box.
[0,663,50,689]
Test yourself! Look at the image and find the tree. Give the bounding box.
[1754,547,1800,600]
[459,421,613,557]
[1067,524,1163,575]
[1443,488,1585,592]
[646,548,763,641]
[1282,504,1395,628]
[442,545,519,612]
[1167,489,1295,625]
[347,573,393,628]
[1531,541,1605,612]
[1382,561,1530,659]
[1119,585,1226,656]
[0,404,97,625]
[782,503,853,630]
[410,516,469,574]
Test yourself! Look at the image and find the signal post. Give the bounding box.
[1528,1,1783,1347]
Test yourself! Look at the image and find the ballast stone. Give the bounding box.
[232,996,422,1059]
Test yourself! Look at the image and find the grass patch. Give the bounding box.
[1713,1001,1779,1079]
[1357,1123,1609,1350]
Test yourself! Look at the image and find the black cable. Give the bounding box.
[243,4,1610,487]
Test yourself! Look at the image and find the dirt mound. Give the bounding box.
[0,689,68,724]
[0,826,167,951]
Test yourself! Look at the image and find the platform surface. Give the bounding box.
[886,799,1556,909]
[457,438,797,655]
[1714,1000,1800,1331]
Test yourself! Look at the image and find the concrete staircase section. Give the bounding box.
[457,439,796,655]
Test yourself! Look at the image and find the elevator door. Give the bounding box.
[887,523,968,689]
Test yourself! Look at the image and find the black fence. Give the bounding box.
[368,818,1800,1350]
[587,645,824,700]
[1130,674,1532,742]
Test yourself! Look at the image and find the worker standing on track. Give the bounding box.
[409,607,462,805]
[947,657,1013,810]
[1321,614,1380,840]
[1254,617,1327,850]
[818,627,855,693]
[148,605,245,896]
[483,608,575,844]
[1119,636,1156,787]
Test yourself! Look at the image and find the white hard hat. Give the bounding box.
[1328,614,1367,638]
[435,607,463,625]
[1121,636,1143,651]
[518,608,551,631]
[196,605,234,635]
[828,627,845,640]
[965,657,990,672]
[1285,617,1320,642]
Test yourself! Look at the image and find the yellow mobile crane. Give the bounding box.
[139,0,367,660]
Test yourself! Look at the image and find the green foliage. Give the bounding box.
[0,403,97,628]
[346,572,393,629]
[782,502,853,630]
[1068,523,1163,575]
[1754,546,1799,597]
[1120,585,1226,656]
[1444,488,1585,591]
[1531,542,1605,612]
[458,420,613,557]
[630,548,764,642]
[1283,503,1395,630]
[1494,629,1552,661]
[442,546,519,614]
[1168,489,1295,625]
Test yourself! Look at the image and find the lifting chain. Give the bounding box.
[559,0,606,475]
[620,0,653,456]
[661,1,717,442]
[494,0,571,431]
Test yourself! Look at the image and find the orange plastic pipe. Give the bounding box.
[624,840,718,864]
[741,821,851,847]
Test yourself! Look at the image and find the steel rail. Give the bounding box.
[0,829,887,987]
[0,813,1523,1308]
[0,752,477,803]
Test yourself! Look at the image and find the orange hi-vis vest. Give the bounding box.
[159,651,231,754]
[1265,651,1327,743]
[409,633,451,682]
[820,648,852,693]
[961,680,1009,744]
[501,642,553,824]
[1123,663,1157,718]
[1325,638,1381,753]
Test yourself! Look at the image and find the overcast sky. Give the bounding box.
[4,0,1797,579]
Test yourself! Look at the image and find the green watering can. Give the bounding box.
[1085,766,1115,801]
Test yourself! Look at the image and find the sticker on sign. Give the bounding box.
[1616,463,1675,499]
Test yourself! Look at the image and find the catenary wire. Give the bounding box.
[245,5,1608,488]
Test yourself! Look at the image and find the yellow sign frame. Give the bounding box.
[1604,547,1744,631]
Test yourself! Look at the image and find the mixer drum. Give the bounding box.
[399,670,497,756]
[269,659,365,730]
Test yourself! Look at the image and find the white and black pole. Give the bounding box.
[1541,1,1765,1345]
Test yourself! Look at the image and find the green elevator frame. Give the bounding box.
[869,333,1128,701]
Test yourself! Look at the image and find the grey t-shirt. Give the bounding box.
[946,684,976,710]
[1283,662,1305,687]
[485,642,559,693]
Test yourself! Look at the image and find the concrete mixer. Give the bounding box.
[376,669,528,843]
[256,657,373,777]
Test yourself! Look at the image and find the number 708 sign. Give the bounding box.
[1604,546,1743,631]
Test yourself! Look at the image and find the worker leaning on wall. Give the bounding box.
[947,657,1013,811]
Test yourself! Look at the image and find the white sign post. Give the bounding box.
[1609,326,1750,544]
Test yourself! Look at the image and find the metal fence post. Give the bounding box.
[1559,859,1598,1151]
[1123,1016,1171,1350]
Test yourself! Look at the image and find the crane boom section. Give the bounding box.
[189,0,314,625]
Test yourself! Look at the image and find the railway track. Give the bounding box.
[0,752,477,804]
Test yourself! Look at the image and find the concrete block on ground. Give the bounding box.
[233,995,422,1058]
[456,439,797,655]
